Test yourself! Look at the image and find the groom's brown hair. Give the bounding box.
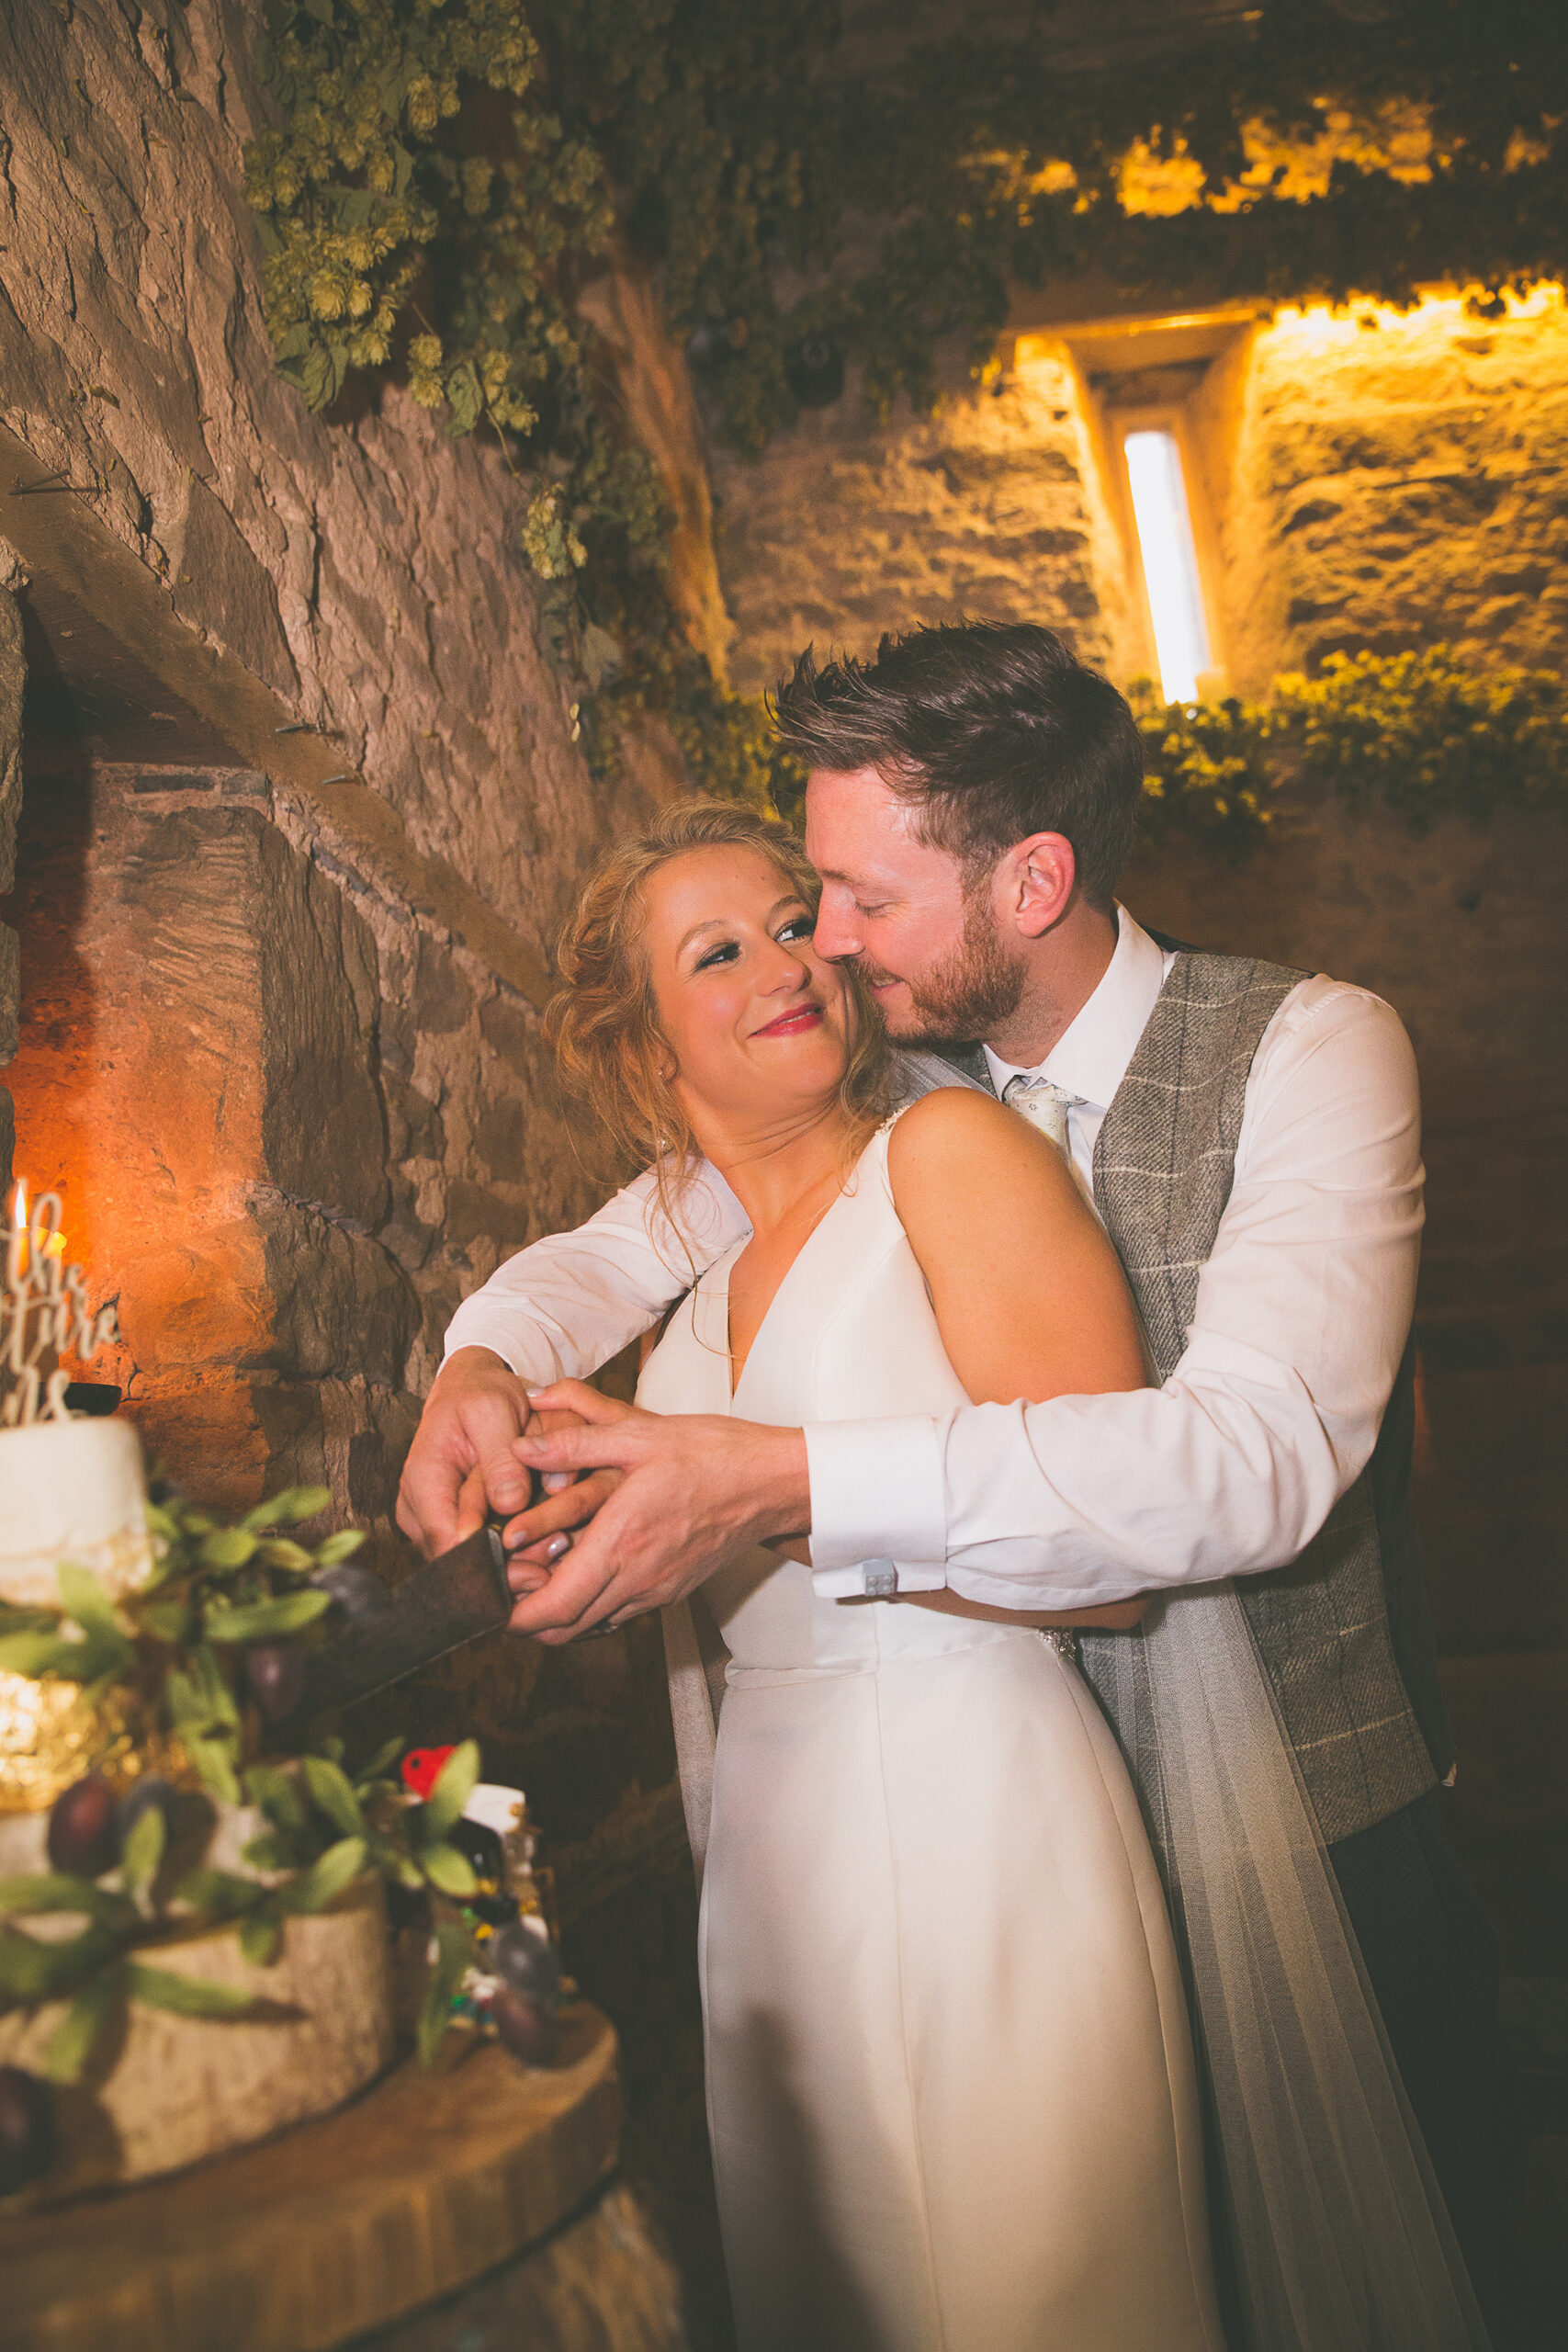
[771,620,1144,910]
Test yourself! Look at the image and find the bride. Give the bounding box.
[527,799,1225,2351]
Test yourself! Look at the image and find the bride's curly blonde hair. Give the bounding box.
[547,801,897,1231]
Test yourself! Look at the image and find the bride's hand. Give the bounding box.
[500,1393,630,1608]
[503,1379,808,1644]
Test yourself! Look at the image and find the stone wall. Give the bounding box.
[712,287,1568,702]
[1191,289,1568,695]
[0,0,662,953]
[711,341,1136,695]
[0,550,20,1198]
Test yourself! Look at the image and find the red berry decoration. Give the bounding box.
[244,1641,306,1724]
[46,1773,119,1877]
[400,1747,457,1802]
[490,1984,559,2067]
[0,2065,55,2195]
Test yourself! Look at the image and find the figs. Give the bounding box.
[119,1774,179,1842]
[490,1984,559,2067]
[46,1773,119,1877]
[310,1564,387,1623]
[0,2066,55,2195]
[244,1642,306,1724]
[488,1919,561,2005]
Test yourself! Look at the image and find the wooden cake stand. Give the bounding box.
[1,2005,632,2352]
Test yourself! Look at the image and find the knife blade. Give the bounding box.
[296,1525,513,1717]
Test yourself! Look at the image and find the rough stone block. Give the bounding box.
[257,1203,419,1389]
[166,476,299,701]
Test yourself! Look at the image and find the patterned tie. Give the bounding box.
[1001,1073,1078,1154]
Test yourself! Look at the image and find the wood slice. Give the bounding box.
[0,2005,621,2352]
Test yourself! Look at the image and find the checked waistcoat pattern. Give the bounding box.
[1077,950,1450,1846]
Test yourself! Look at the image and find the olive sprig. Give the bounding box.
[0,1482,492,2094]
[0,1484,365,1806]
[0,1739,488,2088]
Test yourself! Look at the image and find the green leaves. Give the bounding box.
[0,1565,134,1683]
[1273,648,1568,829]
[277,1838,367,1915]
[240,1911,285,1966]
[120,1806,166,1906]
[444,356,484,436]
[419,1841,479,1898]
[254,1538,314,1573]
[417,1920,473,2066]
[240,1486,332,1532]
[301,1756,366,1839]
[0,1629,75,1676]
[421,1740,480,1837]
[124,1963,276,2020]
[245,1762,310,1842]
[45,1967,123,2083]
[355,1736,405,1787]
[167,1644,243,1804]
[203,1589,333,1644]
[0,1919,125,2003]
[311,1529,366,1568]
[200,1528,259,1572]
[175,1868,269,1921]
[1130,650,1568,855]
[0,1873,133,1926]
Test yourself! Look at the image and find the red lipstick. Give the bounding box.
[753,1003,824,1039]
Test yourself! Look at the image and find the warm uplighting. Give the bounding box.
[1122,429,1212,706]
[1264,280,1565,355]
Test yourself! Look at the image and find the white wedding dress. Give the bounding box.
[637,1119,1224,2352]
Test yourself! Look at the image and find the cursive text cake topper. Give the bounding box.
[2,1181,121,1428]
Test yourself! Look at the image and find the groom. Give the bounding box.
[398,620,1498,2287]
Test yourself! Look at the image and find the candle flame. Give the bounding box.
[6,1180,67,1277]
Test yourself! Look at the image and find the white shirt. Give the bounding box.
[444,908,1424,1609]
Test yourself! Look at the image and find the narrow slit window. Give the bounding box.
[1122,428,1212,705]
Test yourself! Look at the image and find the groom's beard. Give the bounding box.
[862,891,1025,1048]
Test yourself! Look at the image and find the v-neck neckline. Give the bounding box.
[716,1170,856,1405]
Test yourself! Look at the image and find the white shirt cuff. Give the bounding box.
[440,1305,565,1389]
[804,1417,948,1593]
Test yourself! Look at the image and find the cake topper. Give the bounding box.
[2,1181,120,1428]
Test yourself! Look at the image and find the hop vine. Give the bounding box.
[243,2,1568,820]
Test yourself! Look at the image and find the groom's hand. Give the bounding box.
[396,1346,541,1557]
[504,1380,810,1644]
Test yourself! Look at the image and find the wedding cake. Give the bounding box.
[0,1419,155,1610]
[0,1200,556,2210]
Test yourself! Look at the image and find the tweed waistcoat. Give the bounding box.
[1072,949,1450,1846]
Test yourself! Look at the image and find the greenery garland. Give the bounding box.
[243,2,1567,816]
[1132,647,1568,850]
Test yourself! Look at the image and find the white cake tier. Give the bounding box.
[0,1418,154,1609]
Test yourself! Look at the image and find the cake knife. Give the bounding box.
[295,1524,513,1717]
